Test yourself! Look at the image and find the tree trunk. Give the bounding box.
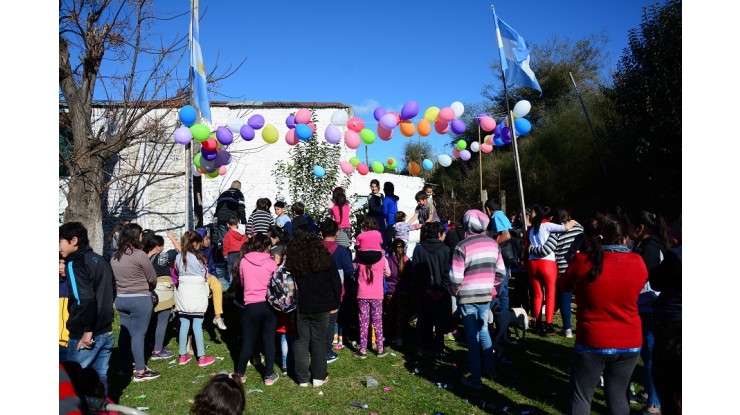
[64,156,106,254]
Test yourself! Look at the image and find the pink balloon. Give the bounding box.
[308,122,316,133]
[377,124,394,141]
[347,117,365,133]
[452,149,461,158]
[389,112,401,125]
[218,165,227,175]
[480,116,496,132]
[438,107,455,123]
[481,143,494,153]
[357,162,369,175]
[285,129,299,146]
[344,130,360,149]
[339,161,354,175]
[434,119,449,134]
[295,108,312,124]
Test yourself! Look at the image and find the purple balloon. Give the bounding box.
[477,112,489,126]
[501,127,512,143]
[324,124,342,144]
[201,147,218,161]
[240,124,255,141]
[174,126,192,145]
[285,114,296,129]
[493,123,503,137]
[450,119,466,135]
[215,149,232,165]
[460,149,472,161]
[248,114,265,130]
[373,107,387,121]
[379,113,398,130]
[401,100,419,120]
[215,126,234,145]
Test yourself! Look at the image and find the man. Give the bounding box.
[448,210,505,389]
[59,222,116,395]
[484,198,513,312]
[213,180,247,268]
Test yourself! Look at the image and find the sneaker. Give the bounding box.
[312,376,329,387]
[239,375,247,384]
[133,369,161,382]
[545,323,556,337]
[460,375,483,389]
[213,317,227,330]
[298,382,310,387]
[198,356,216,367]
[282,366,288,375]
[264,372,280,386]
[332,343,345,351]
[332,334,339,345]
[376,349,389,358]
[445,332,455,341]
[151,348,174,360]
[326,352,339,364]
[178,354,193,365]
[564,328,573,338]
[354,350,368,359]
[395,338,404,347]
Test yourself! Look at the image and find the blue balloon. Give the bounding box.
[422,159,433,171]
[179,105,197,127]
[514,118,532,136]
[493,136,505,146]
[313,165,325,178]
[296,123,312,141]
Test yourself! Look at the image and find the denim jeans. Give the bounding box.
[459,302,495,381]
[294,311,330,384]
[640,313,661,409]
[178,316,205,357]
[326,310,339,351]
[497,267,511,312]
[151,309,171,351]
[560,290,573,330]
[568,350,639,415]
[115,295,153,371]
[67,331,115,395]
[277,332,296,371]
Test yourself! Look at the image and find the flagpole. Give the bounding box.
[478,123,484,211]
[186,0,195,231]
[569,71,608,179]
[491,4,528,232]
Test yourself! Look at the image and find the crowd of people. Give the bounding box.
[59,178,682,415]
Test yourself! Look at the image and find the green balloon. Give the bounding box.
[371,161,385,173]
[456,139,467,150]
[193,153,202,168]
[386,157,398,169]
[360,128,376,145]
[206,169,219,178]
[190,123,211,142]
[349,156,361,167]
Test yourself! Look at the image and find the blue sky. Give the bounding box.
[147,0,657,164]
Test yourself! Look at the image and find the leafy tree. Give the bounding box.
[401,140,434,180]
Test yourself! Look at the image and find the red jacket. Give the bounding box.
[559,251,647,349]
[223,228,247,256]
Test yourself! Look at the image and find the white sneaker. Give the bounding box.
[565,329,573,338]
[213,317,227,330]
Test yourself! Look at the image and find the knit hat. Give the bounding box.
[194,228,208,239]
[462,209,490,234]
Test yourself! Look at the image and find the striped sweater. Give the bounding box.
[247,210,274,236]
[449,234,506,304]
[529,224,584,275]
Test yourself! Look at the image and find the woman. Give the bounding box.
[284,228,342,387]
[629,211,671,415]
[266,225,288,264]
[110,223,160,382]
[526,204,577,336]
[231,234,280,385]
[367,179,387,248]
[382,181,399,245]
[559,213,647,415]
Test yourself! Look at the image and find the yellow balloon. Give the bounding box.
[262,124,279,144]
[423,106,440,122]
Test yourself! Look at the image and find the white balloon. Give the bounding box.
[450,101,465,118]
[513,100,531,118]
[438,154,453,167]
[470,142,480,152]
[227,117,244,133]
[330,110,349,127]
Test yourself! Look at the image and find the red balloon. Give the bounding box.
[347,117,365,133]
[201,137,218,152]
[434,120,449,134]
[377,124,394,141]
[357,162,369,175]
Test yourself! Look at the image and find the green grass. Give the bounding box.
[110,288,650,414]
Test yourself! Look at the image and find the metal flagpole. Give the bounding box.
[186,0,195,231]
[569,71,608,179]
[478,123,485,211]
[491,4,528,231]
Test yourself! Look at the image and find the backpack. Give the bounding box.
[266,262,297,313]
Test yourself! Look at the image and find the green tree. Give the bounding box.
[604,0,682,218]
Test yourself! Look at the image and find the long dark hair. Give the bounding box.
[113,223,143,261]
[583,213,629,282]
[179,231,206,272]
[630,210,671,251]
[392,239,407,275]
[285,227,332,276]
[529,204,551,234]
[142,234,165,254]
[190,373,245,415]
[335,192,347,223]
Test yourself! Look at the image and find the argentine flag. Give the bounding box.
[190,0,211,124]
[494,14,542,94]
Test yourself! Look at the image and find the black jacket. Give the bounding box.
[64,246,116,338]
[410,238,450,295]
[215,187,247,224]
[294,264,342,314]
[649,246,682,323]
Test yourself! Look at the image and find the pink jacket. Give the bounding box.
[239,252,278,305]
[355,254,390,300]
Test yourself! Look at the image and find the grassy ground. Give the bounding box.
[110,278,649,415]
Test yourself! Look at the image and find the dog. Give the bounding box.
[491,307,528,346]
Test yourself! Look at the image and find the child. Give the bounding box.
[59,254,70,362]
[222,215,247,285]
[353,217,391,359]
[384,239,412,346]
[409,191,436,224]
[274,201,292,235]
[290,201,319,236]
[142,234,177,360]
[195,228,227,330]
[275,313,295,376]
[247,197,275,237]
[393,211,422,243]
[190,373,245,415]
[330,192,352,247]
[320,219,354,360]
[175,231,216,368]
[423,184,440,222]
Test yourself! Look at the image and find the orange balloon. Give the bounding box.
[408,161,421,176]
[400,120,415,137]
[417,119,431,137]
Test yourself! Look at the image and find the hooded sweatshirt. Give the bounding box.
[240,251,278,305]
[223,227,247,256]
[410,238,450,295]
[64,246,116,339]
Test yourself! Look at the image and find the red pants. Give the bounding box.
[527,259,558,323]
